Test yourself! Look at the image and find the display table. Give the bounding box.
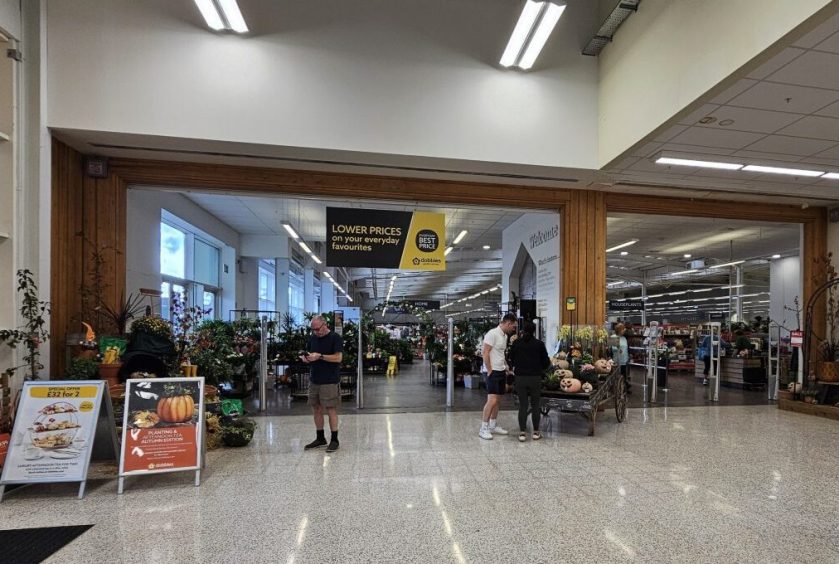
[695,357,766,389]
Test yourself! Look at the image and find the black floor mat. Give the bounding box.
[0,525,93,563]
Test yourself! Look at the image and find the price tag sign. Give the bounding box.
[790,330,803,347]
[565,297,576,311]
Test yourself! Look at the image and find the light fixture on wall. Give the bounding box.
[500,1,566,70]
[194,0,249,33]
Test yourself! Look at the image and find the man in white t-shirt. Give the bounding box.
[479,313,519,440]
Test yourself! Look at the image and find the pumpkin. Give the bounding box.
[557,359,570,370]
[157,394,195,423]
[557,351,567,360]
[556,368,574,379]
[594,359,611,374]
[582,382,593,393]
[560,377,582,393]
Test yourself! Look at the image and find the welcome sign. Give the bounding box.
[326,208,446,270]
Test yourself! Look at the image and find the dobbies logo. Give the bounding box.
[416,229,439,253]
[413,257,442,266]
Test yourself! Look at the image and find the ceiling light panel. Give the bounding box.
[656,157,743,170]
[742,164,824,177]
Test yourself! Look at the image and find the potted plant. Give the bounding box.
[221,417,256,447]
[0,269,50,382]
[66,356,100,380]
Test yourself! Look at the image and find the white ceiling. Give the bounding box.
[606,10,839,201]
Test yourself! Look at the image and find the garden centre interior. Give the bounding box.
[118,185,802,413]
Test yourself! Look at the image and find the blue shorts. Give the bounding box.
[486,371,507,395]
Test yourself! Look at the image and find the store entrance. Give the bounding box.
[125,186,559,414]
[605,213,801,407]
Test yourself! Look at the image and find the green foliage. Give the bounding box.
[130,316,174,341]
[0,270,50,380]
[66,356,100,380]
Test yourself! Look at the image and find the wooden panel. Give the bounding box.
[108,158,573,209]
[561,191,606,325]
[50,141,126,378]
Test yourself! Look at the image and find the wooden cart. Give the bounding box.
[538,365,627,436]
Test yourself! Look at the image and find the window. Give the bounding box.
[258,259,276,312]
[160,223,186,279]
[160,213,222,321]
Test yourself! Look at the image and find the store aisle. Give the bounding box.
[4,405,837,563]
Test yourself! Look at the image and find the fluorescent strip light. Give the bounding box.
[483,245,491,250]
[218,0,248,33]
[311,255,322,265]
[444,247,453,256]
[299,242,312,254]
[656,157,743,170]
[709,260,745,269]
[499,0,543,67]
[606,239,638,253]
[518,3,566,70]
[391,275,397,281]
[453,230,468,245]
[771,254,781,259]
[195,0,225,30]
[743,165,824,177]
[823,172,839,180]
[282,222,300,240]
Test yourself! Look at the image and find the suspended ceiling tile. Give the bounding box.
[767,50,839,90]
[669,127,766,150]
[695,105,801,134]
[747,47,807,80]
[677,104,721,126]
[743,134,837,157]
[813,143,839,160]
[654,125,688,143]
[815,29,839,54]
[709,79,759,105]
[776,114,839,141]
[630,141,663,158]
[728,81,839,114]
[661,143,738,156]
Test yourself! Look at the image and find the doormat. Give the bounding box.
[0,525,93,563]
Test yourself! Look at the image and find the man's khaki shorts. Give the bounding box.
[308,383,340,408]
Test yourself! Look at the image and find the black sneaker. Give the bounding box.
[305,438,327,450]
[326,440,340,453]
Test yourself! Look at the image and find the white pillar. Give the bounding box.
[304,267,315,312]
[276,257,290,315]
[321,277,337,312]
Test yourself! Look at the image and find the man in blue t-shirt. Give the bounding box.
[300,315,343,452]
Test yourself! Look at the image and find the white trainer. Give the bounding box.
[490,425,509,435]
[479,428,493,440]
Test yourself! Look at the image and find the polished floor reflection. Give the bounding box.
[2,405,837,563]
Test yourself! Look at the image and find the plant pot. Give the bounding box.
[777,389,793,401]
[816,361,839,382]
[98,363,122,389]
[77,349,98,360]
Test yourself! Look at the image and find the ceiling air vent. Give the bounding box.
[582,0,641,56]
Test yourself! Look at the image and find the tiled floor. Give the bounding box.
[1,404,837,563]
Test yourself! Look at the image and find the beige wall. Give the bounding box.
[598,0,839,167]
